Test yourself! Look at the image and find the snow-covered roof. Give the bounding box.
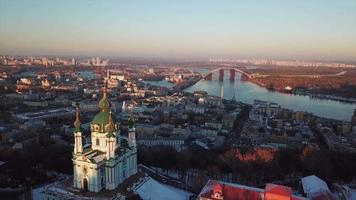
[301,175,330,197]
[134,177,190,200]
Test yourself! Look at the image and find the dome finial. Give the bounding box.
[74,103,81,132]
[103,79,107,98]
[99,79,110,111]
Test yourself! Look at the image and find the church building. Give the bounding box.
[72,81,137,192]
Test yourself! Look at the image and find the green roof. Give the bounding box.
[92,110,119,133]
[93,110,110,124]
[91,81,117,134]
[92,111,109,132]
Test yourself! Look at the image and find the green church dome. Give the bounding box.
[99,96,110,111]
[92,111,110,128]
[91,80,117,133]
[99,81,110,112]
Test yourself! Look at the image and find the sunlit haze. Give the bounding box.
[1,0,356,60]
[1,1,356,199]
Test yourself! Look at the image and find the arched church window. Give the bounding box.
[95,125,99,131]
[96,138,99,146]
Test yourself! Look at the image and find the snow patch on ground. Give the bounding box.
[301,175,330,196]
[32,186,45,200]
[134,177,190,200]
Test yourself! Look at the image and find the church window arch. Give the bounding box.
[94,125,99,131]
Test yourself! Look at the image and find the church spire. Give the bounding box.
[128,99,136,129]
[99,80,110,112]
[107,110,116,138]
[74,104,81,132]
[73,103,83,155]
[128,110,136,129]
[108,110,115,132]
[103,80,107,98]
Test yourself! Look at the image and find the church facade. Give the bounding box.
[72,81,137,193]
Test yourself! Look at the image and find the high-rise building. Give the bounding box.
[42,57,48,66]
[351,109,356,135]
[351,109,356,126]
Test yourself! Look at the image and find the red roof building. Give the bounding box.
[198,180,306,200]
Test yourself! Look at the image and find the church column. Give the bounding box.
[106,138,110,160]
[105,166,109,186]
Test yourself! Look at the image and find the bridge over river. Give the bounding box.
[202,67,347,81]
[203,67,253,81]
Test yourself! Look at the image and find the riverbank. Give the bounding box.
[139,71,356,121]
[248,78,356,104]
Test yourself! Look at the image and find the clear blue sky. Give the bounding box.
[0,0,355,61]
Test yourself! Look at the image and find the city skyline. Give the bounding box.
[1,0,356,61]
[1,1,356,199]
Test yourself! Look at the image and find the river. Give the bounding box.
[144,68,356,121]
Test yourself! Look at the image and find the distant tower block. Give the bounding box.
[220,83,224,100]
[219,69,224,81]
[230,69,235,81]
